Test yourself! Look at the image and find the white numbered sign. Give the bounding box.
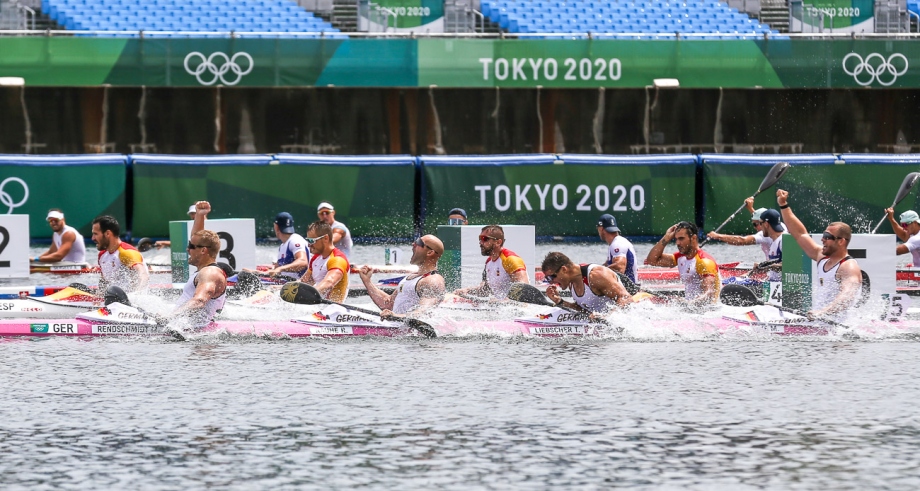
[170,218,255,282]
[766,282,782,306]
[0,215,28,278]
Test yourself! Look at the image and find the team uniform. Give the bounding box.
[569,264,622,312]
[904,232,920,266]
[97,242,147,291]
[332,220,353,259]
[276,233,309,279]
[392,271,441,314]
[307,248,350,303]
[175,263,228,328]
[753,231,773,260]
[605,235,637,284]
[814,256,860,321]
[53,224,87,263]
[674,249,721,303]
[483,248,527,299]
[764,231,787,282]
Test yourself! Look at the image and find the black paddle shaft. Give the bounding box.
[701,161,790,245]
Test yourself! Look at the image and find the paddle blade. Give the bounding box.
[406,319,438,338]
[234,271,263,297]
[136,237,154,253]
[67,282,93,294]
[757,161,790,193]
[893,172,920,206]
[280,282,325,305]
[720,284,760,307]
[507,283,555,306]
[103,285,130,306]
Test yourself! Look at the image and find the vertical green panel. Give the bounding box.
[436,225,462,291]
[781,234,812,312]
[169,221,191,283]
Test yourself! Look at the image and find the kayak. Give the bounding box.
[0,287,101,318]
[629,264,920,284]
[1,301,915,339]
[29,261,172,275]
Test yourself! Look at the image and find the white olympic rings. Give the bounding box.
[184,51,254,86]
[842,52,909,87]
[0,177,29,214]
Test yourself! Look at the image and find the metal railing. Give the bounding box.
[4,28,920,38]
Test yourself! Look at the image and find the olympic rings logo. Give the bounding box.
[0,177,29,214]
[183,51,254,86]
[842,52,909,87]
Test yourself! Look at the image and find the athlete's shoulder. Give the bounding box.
[500,249,526,273]
[117,243,145,266]
[327,249,350,270]
[695,251,719,276]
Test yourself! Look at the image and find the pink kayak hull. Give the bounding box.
[2,317,912,338]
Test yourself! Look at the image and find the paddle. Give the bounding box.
[720,283,851,329]
[871,171,920,233]
[701,161,791,246]
[506,283,615,327]
[102,285,195,340]
[279,282,437,338]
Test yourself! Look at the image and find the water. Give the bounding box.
[3,243,920,489]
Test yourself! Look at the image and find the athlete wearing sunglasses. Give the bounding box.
[299,220,350,303]
[358,234,446,320]
[776,189,862,320]
[453,225,529,300]
[170,201,230,329]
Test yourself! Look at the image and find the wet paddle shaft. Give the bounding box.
[701,161,790,246]
[871,172,920,233]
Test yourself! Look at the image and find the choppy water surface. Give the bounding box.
[3,243,919,489]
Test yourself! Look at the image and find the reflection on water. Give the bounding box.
[2,340,920,489]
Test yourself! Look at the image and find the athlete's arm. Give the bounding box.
[510,269,529,283]
[358,265,397,311]
[896,244,910,256]
[191,201,210,235]
[811,261,862,317]
[170,267,224,319]
[744,196,756,214]
[268,250,308,276]
[38,230,76,262]
[886,208,910,242]
[777,189,822,261]
[331,227,346,246]
[607,255,627,273]
[687,258,719,306]
[646,224,678,267]
[704,232,756,246]
[131,263,150,291]
[590,269,633,308]
[314,268,345,298]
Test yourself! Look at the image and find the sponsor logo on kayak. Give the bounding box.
[0,302,13,311]
[91,324,158,334]
[312,311,330,321]
[30,323,49,333]
[536,313,552,319]
[556,313,588,323]
[310,326,354,335]
[530,326,585,335]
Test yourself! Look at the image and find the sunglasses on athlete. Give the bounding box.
[187,241,205,250]
[822,231,842,241]
[479,235,499,242]
[543,272,557,283]
[305,235,326,245]
[414,237,436,251]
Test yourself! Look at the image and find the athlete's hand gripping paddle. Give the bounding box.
[279,281,437,338]
[871,172,920,233]
[701,161,790,246]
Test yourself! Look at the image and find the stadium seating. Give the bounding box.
[480,0,778,38]
[910,0,920,20]
[41,0,344,37]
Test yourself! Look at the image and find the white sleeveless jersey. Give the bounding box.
[392,271,438,314]
[175,264,227,328]
[753,231,773,260]
[54,225,86,263]
[814,256,859,316]
[570,264,617,313]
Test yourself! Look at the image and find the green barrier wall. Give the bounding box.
[0,156,127,239]
[130,155,417,238]
[703,156,920,236]
[1,37,918,88]
[421,155,697,237]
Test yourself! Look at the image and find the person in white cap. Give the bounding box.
[705,197,773,261]
[316,201,353,258]
[35,209,87,263]
[155,205,198,249]
[885,208,920,266]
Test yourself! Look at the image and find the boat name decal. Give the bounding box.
[91,324,158,334]
[531,326,585,335]
[0,303,13,311]
[335,314,368,324]
[310,326,354,335]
